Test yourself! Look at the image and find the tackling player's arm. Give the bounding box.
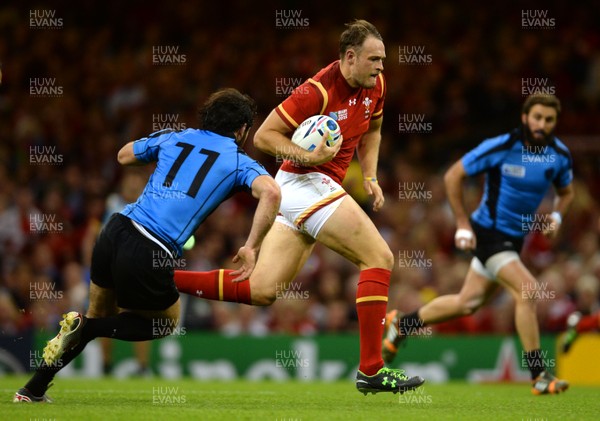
[230,175,281,282]
[444,160,476,250]
[357,117,384,211]
[543,183,574,238]
[254,110,342,167]
[117,142,147,166]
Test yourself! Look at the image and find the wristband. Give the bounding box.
[364,177,378,183]
[455,229,474,240]
[550,211,562,225]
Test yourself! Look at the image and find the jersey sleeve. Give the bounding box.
[132,130,173,163]
[275,81,324,131]
[371,74,386,120]
[236,152,270,190]
[461,135,509,176]
[554,149,574,188]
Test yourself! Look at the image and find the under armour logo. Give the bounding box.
[382,317,386,325]
[349,98,357,106]
[196,290,203,296]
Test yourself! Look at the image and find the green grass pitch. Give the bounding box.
[2,376,599,420]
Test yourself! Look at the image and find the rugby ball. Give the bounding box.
[291,115,341,152]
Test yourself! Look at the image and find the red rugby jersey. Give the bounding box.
[275,60,385,185]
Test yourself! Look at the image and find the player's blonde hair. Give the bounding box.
[339,19,382,60]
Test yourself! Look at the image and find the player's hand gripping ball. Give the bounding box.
[291,115,341,151]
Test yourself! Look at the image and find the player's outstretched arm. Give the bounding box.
[117,142,146,166]
[357,117,384,211]
[543,183,574,238]
[444,160,476,250]
[552,183,574,219]
[254,110,340,166]
[231,175,281,282]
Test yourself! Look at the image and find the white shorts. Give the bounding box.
[470,251,521,280]
[274,170,347,238]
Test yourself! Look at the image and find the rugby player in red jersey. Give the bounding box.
[175,20,424,395]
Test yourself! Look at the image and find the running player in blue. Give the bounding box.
[382,94,574,395]
[13,88,281,403]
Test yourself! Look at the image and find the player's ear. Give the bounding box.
[345,48,356,64]
[521,113,527,125]
[235,123,249,145]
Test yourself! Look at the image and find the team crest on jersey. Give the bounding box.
[329,110,347,121]
[501,163,526,178]
[363,97,372,118]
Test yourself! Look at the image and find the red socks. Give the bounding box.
[356,268,391,376]
[175,266,391,377]
[174,269,252,304]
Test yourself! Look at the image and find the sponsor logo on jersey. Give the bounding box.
[501,164,526,178]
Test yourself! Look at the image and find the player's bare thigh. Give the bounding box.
[458,267,499,311]
[89,280,181,325]
[250,221,316,305]
[419,266,498,322]
[495,259,537,301]
[87,281,118,318]
[316,195,393,270]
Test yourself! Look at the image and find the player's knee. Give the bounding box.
[86,306,116,319]
[86,309,102,318]
[518,280,539,306]
[459,295,485,316]
[365,245,394,270]
[381,247,395,270]
[251,286,277,306]
[519,290,538,306]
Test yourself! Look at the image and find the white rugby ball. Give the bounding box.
[291,115,341,151]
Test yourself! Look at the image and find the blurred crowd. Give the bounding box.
[0,1,599,339]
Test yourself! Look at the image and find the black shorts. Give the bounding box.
[471,220,524,265]
[90,213,179,311]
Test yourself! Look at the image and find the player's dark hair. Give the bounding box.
[522,93,561,116]
[339,19,383,59]
[198,88,257,138]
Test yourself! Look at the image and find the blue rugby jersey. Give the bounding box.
[121,129,269,256]
[462,128,572,238]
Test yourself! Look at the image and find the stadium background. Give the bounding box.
[0,0,599,382]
